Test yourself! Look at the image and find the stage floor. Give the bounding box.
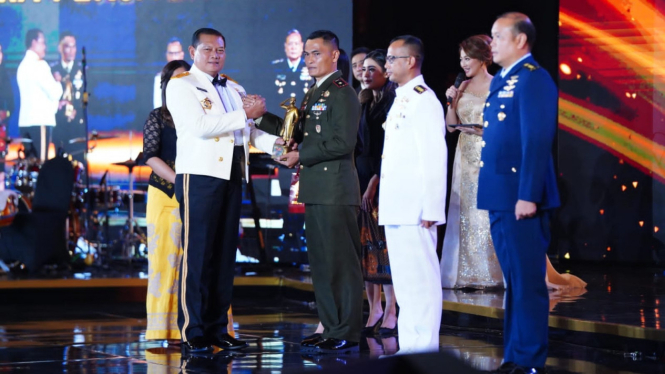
[0,263,664,373]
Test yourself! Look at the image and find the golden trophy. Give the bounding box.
[279,97,299,151]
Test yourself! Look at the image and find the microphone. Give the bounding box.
[81,47,86,64]
[447,72,466,106]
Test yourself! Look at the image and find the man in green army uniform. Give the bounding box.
[262,30,363,354]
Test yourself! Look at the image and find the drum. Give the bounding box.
[0,190,31,228]
[7,157,41,197]
[73,184,126,211]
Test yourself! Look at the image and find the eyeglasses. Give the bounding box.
[386,55,411,64]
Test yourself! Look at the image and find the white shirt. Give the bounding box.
[200,72,245,145]
[378,75,448,226]
[316,70,338,87]
[500,53,532,78]
[153,72,161,109]
[60,60,74,73]
[287,58,301,72]
[17,50,63,127]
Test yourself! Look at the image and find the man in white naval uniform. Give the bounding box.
[166,27,284,354]
[17,28,63,161]
[378,35,447,354]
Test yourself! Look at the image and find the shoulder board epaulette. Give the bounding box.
[271,58,284,65]
[171,71,190,79]
[220,74,238,84]
[333,77,348,88]
[523,63,540,71]
[414,85,427,94]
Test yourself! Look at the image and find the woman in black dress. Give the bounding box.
[356,49,397,336]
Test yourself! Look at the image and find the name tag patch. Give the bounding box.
[498,91,514,98]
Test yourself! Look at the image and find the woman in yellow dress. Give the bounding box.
[143,60,234,344]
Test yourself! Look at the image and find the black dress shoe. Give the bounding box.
[208,333,249,350]
[312,338,359,354]
[361,315,383,336]
[300,333,323,352]
[182,336,213,354]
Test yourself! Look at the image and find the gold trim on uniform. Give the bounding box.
[180,174,191,341]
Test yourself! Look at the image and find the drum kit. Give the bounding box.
[1,132,147,265]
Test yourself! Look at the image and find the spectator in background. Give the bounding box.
[351,47,369,93]
[51,32,85,161]
[17,28,63,161]
[153,37,184,108]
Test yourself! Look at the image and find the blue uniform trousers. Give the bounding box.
[489,210,551,368]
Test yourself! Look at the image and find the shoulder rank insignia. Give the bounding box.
[333,77,348,88]
[201,97,212,110]
[414,85,427,94]
[171,71,190,79]
[524,63,540,71]
[220,74,238,84]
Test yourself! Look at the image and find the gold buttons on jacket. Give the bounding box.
[511,167,517,173]
[381,155,385,159]
[324,167,328,171]
[480,161,484,167]
[218,157,224,162]
[484,121,489,127]
[481,141,486,147]
[485,102,490,107]
[304,132,309,136]
[500,104,505,109]
[306,115,311,118]
[214,137,219,142]
[300,165,304,169]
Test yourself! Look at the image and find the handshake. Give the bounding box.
[242,94,267,120]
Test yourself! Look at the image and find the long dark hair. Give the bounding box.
[160,60,191,125]
[358,49,396,105]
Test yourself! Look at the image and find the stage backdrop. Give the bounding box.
[0,0,353,184]
[557,0,665,263]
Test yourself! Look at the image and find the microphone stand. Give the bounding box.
[81,47,95,259]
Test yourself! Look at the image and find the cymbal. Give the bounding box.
[112,159,138,169]
[69,133,117,144]
[7,138,33,144]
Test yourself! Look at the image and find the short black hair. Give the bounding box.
[167,37,182,46]
[59,31,75,43]
[191,28,226,49]
[390,35,424,67]
[351,47,370,59]
[286,29,301,37]
[306,30,339,50]
[498,12,537,50]
[25,28,43,50]
[338,48,350,81]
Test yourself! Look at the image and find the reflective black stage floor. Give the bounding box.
[1,263,665,373]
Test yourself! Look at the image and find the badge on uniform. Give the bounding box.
[498,112,506,121]
[312,103,327,112]
[201,97,213,110]
[498,91,514,98]
[323,90,330,97]
[315,125,321,133]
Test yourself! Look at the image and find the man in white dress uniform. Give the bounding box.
[166,27,284,354]
[378,35,447,354]
[17,28,63,161]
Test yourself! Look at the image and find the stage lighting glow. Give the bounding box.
[560,63,572,75]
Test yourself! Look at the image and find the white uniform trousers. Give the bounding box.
[385,224,442,354]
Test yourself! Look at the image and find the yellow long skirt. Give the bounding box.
[145,186,234,340]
